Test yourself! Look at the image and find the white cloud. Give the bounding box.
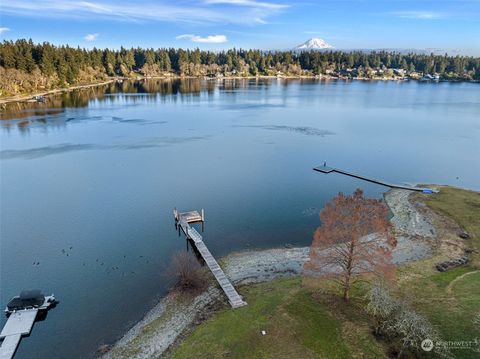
[204,0,288,10]
[176,34,228,43]
[1,0,286,25]
[0,27,10,34]
[393,11,446,20]
[253,17,267,24]
[84,33,99,41]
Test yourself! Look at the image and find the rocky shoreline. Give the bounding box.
[100,188,438,359]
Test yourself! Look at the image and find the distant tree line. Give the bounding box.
[1,39,479,96]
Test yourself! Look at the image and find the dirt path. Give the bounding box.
[446,270,479,294]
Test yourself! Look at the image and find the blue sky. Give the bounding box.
[1,0,479,55]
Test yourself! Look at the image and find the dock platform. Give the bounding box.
[174,209,247,309]
[313,165,437,193]
[0,309,38,359]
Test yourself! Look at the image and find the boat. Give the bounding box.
[420,74,440,82]
[32,95,45,102]
[5,290,58,315]
[420,74,434,81]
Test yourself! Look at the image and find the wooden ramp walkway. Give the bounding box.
[174,209,247,309]
[0,309,38,359]
[313,165,437,193]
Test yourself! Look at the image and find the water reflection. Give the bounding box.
[0,78,317,122]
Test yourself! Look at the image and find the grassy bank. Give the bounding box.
[171,277,384,359]
[169,186,480,359]
[399,263,480,359]
[398,186,480,358]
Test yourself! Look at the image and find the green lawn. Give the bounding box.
[171,277,384,359]
[397,265,480,359]
[398,186,480,358]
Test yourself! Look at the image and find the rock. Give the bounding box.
[435,256,469,272]
[459,231,470,239]
[284,243,292,248]
[97,344,111,355]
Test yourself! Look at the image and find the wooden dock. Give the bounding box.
[0,309,38,359]
[174,209,247,309]
[313,165,437,193]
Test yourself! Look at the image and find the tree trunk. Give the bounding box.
[343,275,350,302]
[343,241,355,302]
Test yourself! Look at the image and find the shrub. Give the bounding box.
[366,286,451,358]
[168,251,207,292]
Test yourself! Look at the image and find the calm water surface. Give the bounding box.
[1,79,479,358]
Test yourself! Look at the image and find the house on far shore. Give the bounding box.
[421,73,440,81]
[393,68,406,76]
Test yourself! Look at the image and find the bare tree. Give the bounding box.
[168,251,207,292]
[305,189,396,301]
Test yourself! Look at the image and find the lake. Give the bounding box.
[1,78,479,359]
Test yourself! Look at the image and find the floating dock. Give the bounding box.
[313,165,437,193]
[0,291,57,359]
[174,209,247,309]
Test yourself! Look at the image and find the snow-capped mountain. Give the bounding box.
[294,38,333,50]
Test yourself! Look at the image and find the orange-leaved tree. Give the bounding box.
[305,189,396,302]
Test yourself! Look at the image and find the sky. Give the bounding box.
[0,0,479,55]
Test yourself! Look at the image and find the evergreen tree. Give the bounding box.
[0,41,16,68]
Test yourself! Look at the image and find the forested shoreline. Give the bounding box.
[1,39,479,98]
